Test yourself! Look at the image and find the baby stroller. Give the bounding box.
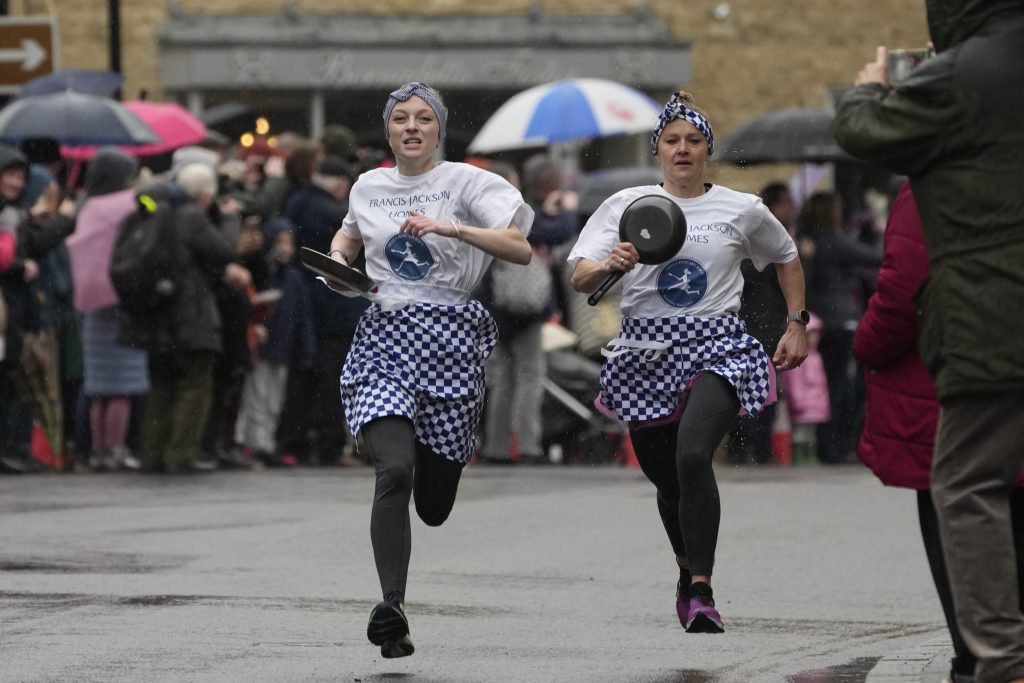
[540,323,626,465]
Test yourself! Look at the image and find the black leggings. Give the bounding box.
[629,373,740,577]
[358,416,465,600]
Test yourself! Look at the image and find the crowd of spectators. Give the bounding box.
[1,121,891,475]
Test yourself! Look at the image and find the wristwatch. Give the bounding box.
[787,309,810,325]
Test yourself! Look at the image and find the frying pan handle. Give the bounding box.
[587,270,624,306]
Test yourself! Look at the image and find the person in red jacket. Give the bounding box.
[854,181,1024,683]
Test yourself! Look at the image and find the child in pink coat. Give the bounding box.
[782,312,830,464]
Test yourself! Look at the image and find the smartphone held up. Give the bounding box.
[887,48,935,85]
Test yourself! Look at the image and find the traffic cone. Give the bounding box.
[31,422,56,468]
[508,431,520,463]
[616,432,640,468]
[770,399,793,466]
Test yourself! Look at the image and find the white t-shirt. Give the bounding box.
[341,161,534,304]
[568,184,797,319]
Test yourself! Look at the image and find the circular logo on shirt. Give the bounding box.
[385,233,435,281]
[657,258,708,308]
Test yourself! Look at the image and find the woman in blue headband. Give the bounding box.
[327,82,534,658]
[568,91,808,633]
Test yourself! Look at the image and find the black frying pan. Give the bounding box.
[300,247,377,297]
[587,194,688,306]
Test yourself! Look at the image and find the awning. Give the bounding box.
[158,8,691,92]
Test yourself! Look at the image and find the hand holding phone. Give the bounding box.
[887,48,935,85]
[856,46,890,87]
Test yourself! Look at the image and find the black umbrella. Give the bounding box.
[0,91,159,146]
[716,107,852,165]
[577,166,664,216]
[199,102,256,140]
[18,69,124,99]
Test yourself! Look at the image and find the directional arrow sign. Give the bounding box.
[0,39,47,71]
[0,18,58,94]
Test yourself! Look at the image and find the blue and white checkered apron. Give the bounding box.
[598,314,772,424]
[340,300,498,464]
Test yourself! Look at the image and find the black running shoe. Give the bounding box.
[367,594,414,658]
[379,634,415,659]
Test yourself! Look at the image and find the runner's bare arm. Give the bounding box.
[398,211,531,264]
[323,230,366,294]
[772,256,809,370]
[328,230,364,267]
[570,243,639,294]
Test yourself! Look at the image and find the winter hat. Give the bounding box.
[171,146,220,175]
[262,215,295,244]
[317,156,354,180]
[22,165,54,206]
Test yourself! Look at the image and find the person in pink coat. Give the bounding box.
[66,149,150,470]
[781,312,830,463]
[853,181,1024,683]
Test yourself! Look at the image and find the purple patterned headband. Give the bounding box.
[383,82,448,146]
[650,92,714,157]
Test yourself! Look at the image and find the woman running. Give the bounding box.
[568,91,808,633]
[327,82,534,658]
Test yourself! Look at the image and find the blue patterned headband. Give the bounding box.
[383,82,448,146]
[650,92,714,157]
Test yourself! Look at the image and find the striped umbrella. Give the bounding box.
[467,78,662,154]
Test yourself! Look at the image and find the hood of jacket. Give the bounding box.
[0,144,29,210]
[83,148,140,199]
[926,0,1024,51]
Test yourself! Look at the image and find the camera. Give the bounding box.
[887,48,934,85]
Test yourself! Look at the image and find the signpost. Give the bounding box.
[0,17,58,95]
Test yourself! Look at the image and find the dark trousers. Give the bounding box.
[358,417,463,599]
[628,373,740,576]
[931,392,1024,683]
[200,352,246,458]
[1,372,33,459]
[309,334,355,460]
[816,328,859,464]
[142,351,216,470]
[277,334,355,462]
[728,403,776,464]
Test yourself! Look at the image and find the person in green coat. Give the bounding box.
[833,2,1024,682]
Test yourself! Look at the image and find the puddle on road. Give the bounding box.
[641,656,880,683]
[121,595,195,607]
[789,657,880,682]
[0,552,191,574]
[0,591,507,618]
[646,671,721,683]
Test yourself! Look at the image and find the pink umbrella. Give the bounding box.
[61,100,207,160]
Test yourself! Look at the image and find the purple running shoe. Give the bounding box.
[685,581,724,633]
[675,578,691,629]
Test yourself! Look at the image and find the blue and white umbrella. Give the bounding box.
[467,78,662,155]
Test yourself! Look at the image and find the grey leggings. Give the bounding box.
[628,373,740,576]
[358,416,465,600]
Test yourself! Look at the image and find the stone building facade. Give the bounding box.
[6,0,929,190]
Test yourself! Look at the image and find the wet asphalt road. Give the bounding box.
[0,465,950,683]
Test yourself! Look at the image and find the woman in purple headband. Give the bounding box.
[327,82,534,658]
[568,91,808,633]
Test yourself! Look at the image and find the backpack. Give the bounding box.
[489,249,553,317]
[109,182,186,315]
